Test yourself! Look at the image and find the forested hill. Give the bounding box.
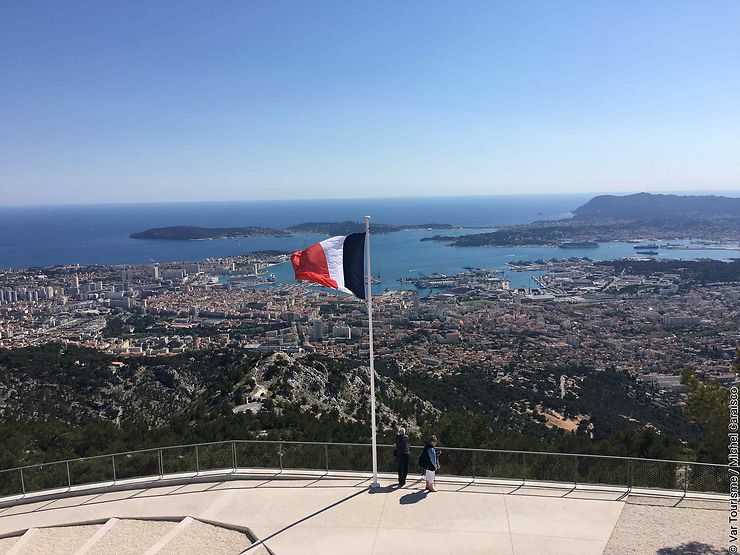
[572,192,740,221]
[130,225,289,240]
[0,343,714,471]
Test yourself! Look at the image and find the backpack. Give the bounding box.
[417,444,432,470]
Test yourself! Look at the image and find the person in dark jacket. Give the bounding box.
[394,427,410,487]
[418,435,439,492]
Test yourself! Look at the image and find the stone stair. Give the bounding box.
[0,517,257,555]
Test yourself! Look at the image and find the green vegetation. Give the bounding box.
[679,347,740,463]
[0,343,732,479]
[601,258,740,284]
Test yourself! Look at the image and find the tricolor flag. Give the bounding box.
[291,233,366,299]
[291,218,380,488]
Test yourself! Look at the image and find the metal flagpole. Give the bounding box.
[364,216,380,488]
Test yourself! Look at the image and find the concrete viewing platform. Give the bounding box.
[0,469,727,554]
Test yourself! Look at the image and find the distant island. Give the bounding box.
[131,221,455,241]
[451,193,740,247]
[129,226,290,240]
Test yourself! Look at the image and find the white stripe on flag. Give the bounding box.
[319,236,350,294]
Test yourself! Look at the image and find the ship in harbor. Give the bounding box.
[634,243,660,249]
[228,273,277,286]
[635,250,659,255]
[559,241,599,249]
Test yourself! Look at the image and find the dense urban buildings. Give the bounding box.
[1,253,736,423]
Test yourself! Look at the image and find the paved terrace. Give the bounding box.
[0,468,727,555]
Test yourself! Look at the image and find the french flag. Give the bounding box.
[291,233,366,299]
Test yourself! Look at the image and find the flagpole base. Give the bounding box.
[369,480,381,490]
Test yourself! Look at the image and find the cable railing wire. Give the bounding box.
[0,440,728,499]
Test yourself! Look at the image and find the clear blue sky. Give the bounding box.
[1,1,739,205]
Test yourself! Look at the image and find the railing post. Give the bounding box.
[471,451,476,479]
[573,455,578,486]
[112,455,117,482]
[158,449,163,479]
[279,442,284,471]
[521,452,526,483]
[628,459,634,491]
[66,461,71,488]
[684,463,689,494]
[195,445,200,473]
[324,444,329,472]
[232,441,237,471]
[20,468,25,495]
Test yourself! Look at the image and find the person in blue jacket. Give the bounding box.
[418,435,439,492]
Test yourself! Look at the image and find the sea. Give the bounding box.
[1,194,738,292]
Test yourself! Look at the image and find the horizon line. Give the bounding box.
[2,187,740,210]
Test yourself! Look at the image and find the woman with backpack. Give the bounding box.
[418,435,440,492]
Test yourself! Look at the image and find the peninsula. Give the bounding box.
[451,193,740,247]
[130,222,455,241]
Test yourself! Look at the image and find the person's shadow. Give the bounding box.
[368,485,396,494]
[656,542,725,554]
[399,490,428,505]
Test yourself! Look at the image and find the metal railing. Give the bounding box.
[0,440,728,499]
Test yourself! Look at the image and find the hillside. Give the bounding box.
[0,344,435,432]
[0,343,702,471]
[573,192,740,221]
[452,193,740,247]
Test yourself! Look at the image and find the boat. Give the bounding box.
[635,250,659,255]
[634,244,659,249]
[559,241,599,249]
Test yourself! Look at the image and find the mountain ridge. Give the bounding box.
[452,193,739,247]
[572,192,740,221]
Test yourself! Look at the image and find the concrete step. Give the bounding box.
[157,519,252,555]
[6,524,102,555]
[143,517,193,555]
[87,520,177,555]
[0,535,20,555]
[1,519,255,555]
[5,529,36,555]
[73,518,119,555]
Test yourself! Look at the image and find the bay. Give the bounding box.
[0,194,736,293]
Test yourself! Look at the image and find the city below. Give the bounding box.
[1,247,737,435]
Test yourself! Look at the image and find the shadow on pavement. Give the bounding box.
[368,485,396,494]
[399,490,428,505]
[242,488,367,552]
[656,541,725,554]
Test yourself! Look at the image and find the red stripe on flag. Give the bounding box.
[291,242,339,290]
